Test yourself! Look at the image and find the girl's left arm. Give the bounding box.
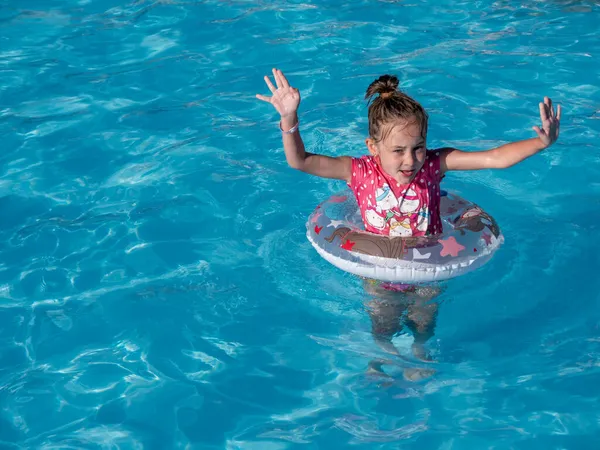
[440,97,561,173]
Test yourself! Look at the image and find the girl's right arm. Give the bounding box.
[257,68,352,183]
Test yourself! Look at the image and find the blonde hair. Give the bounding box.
[365,75,428,142]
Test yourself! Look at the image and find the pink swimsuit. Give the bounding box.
[347,150,444,237]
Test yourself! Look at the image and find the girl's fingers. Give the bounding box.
[545,96,554,118]
[264,75,276,93]
[255,94,271,103]
[556,104,562,121]
[539,102,549,122]
[272,68,282,89]
[278,69,290,88]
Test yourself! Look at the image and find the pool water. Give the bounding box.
[1,0,599,448]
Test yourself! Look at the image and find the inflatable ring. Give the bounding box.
[306,190,503,283]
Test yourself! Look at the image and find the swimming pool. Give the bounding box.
[1,0,599,447]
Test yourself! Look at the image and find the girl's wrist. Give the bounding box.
[281,113,298,130]
[280,113,298,130]
[534,137,549,150]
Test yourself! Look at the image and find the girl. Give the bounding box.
[256,68,561,379]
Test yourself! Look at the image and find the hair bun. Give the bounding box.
[365,75,400,102]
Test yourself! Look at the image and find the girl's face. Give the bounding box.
[366,119,427,184]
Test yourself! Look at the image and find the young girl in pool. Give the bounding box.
[256,68,561,378]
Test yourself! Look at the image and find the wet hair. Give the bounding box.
[365,75,428,142]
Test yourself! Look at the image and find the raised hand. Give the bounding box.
[256,68,300,118]
[533,97,561,148]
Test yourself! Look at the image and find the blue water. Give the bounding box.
[1,0,599,448]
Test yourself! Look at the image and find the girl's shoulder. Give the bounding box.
[425,149,443,159]
[350,154,380,178]
[422,149,443,183]
[348,155,385,194]
[352,154,377,166]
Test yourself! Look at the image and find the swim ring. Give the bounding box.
[306,191,503,283]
